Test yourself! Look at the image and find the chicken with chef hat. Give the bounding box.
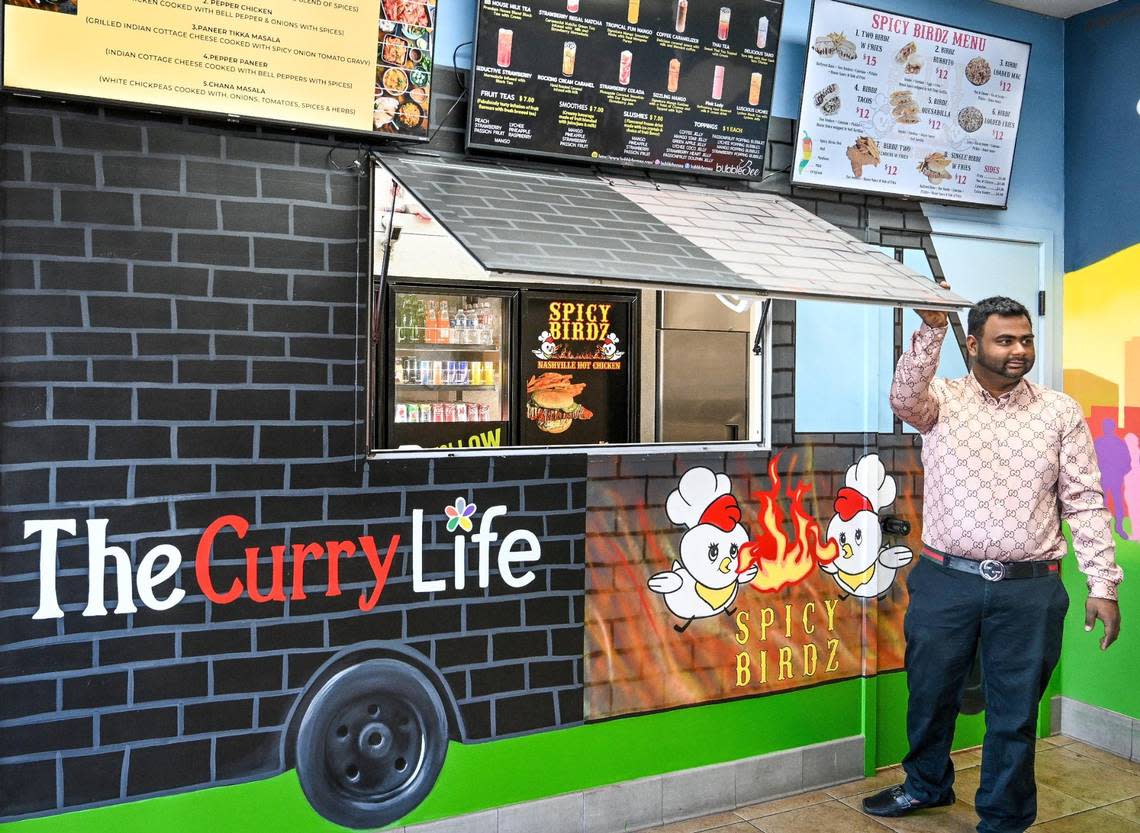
[648,467,759,633]
[600,332,624,360]
[820,453,913,599]
[533,331,558,359]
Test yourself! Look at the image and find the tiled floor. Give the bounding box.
[642,737,1140,833]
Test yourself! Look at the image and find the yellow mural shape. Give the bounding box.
[1064,243,1140,419]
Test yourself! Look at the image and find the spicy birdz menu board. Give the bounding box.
[1,0,437,138]
[467,0,783,179]
[791,0,1029,208]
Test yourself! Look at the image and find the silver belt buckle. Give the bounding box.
[979,559,1006,581]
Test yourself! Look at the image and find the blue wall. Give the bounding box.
[1064,0,1140,272]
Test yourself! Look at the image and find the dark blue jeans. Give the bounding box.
[901,556,1069,833]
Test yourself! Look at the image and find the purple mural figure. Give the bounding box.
[1124,433,1140,542]
[1094,418,1131,539]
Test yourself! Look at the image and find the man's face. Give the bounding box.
[967,314,1035,380]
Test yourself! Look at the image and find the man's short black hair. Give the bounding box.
[967,296,1031,339]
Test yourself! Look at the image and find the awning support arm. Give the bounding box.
[753,299,771,357]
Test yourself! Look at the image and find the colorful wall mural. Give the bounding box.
[1059,0,1140,720]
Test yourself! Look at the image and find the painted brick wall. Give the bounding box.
[0,100,585,820]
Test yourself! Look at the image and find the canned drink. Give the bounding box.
[444,403,457,422]
[618,50,633,86]
[667,58,680,93]
[395,359,404,385]
[469,361,481,386]
[458,361,469,385]
[562,41,577,76]
[717,6,731,40]
[406,357,418,384]
[432,403,445,423]
[712,65,725,100]
[482,403,493,421]
[748,72,762,106]
[419,360,431,387]
[446,360,457,385]
[433,360,443,385]
[456,403,468,422]
[395,403,408,423]
[674,0,686,32]
[496,28,513,68]
[407,403,419,422]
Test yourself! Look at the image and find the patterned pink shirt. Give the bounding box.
[890,322,1121,600]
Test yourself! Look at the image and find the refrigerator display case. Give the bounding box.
[387,285,513,449]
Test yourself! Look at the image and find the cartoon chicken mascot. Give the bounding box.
[648,467,759,633]
[600,333,624,360]
[820,454,913,599]
[532,331,558,359]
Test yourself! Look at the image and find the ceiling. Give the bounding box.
[987,0,1117,18]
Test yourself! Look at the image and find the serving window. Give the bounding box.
[367,156,970,455]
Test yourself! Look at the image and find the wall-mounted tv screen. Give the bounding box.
[791,0,1030,208]
[466,0,784,179]
[1,0,437,138]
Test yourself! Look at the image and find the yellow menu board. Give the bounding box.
[2,0,433,135]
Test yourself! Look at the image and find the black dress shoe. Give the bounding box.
[861,784,955,817]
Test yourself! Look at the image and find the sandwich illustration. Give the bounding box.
[526,373,594,434]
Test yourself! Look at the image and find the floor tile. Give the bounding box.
[1030,807,1140,832]
[825,766,905,799]
[653,811,752,833]
[952,747,983,769]
[652,815,756,833]
[950,765,1094,823]
[734,789,833,820]
[748,799,894,833]
[1035,746,1140,805]
[835,789,980,833]
[1039,736,1072,748]
[1106,797,1140,824]
[1062,740,1140,776]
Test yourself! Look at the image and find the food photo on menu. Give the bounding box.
[4,0,77,13]
[793,0,1029,207]
[373,0,436,138]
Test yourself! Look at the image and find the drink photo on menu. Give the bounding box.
[467,0,785,180]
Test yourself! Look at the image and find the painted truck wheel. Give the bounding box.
[295,659,448,829]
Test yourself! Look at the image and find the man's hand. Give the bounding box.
[915,280,952,329]
[1085,598,1121,650]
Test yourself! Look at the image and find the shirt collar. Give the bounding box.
[967,372,1037,405]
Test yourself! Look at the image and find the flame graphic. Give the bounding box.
[740,454,839,593]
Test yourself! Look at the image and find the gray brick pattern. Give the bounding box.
[0,102,586,821]
[379,157,737,286]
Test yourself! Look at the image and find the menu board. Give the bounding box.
[1,0,437,139]
[521,293,633,446]
[467,0,783,179]
[792,0,1029,207]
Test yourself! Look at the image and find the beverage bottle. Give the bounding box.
[396,298,406,343]
[627,0,639,24]
[455,307,468,345]
[439,300,451,343]
[425,299,438,343]
[414,299,425,343]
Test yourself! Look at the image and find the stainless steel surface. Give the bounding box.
[659,330,749,442]
[661,290,751,332]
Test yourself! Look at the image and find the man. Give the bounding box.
[862,289,1122,833]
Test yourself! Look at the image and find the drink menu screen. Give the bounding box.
[1,0,437,138]
[467,0,783,179]
[791,0,1029,207]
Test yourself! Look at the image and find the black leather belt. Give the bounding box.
[921,546,1060,581]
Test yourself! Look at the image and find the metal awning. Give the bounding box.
[376,156,972,310]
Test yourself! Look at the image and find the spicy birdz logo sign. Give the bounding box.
[21,498,541,620]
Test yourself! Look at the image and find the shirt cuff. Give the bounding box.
[1088,580,1119,601]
